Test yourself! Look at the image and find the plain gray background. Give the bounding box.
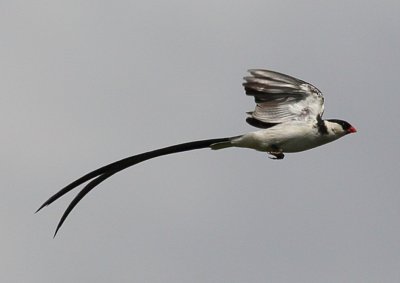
[1,0,399,282]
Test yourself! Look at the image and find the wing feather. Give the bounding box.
[243,69,324,126]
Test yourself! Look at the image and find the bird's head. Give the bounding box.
[326,119,357,136]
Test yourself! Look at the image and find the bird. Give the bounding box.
[37,69,357,236]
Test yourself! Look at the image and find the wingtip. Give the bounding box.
[247,68,264,73]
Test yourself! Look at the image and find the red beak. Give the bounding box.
[348,126,357,133]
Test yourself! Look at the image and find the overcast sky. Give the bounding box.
[1,0,400,282]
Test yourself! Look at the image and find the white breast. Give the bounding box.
[231,121,334,153]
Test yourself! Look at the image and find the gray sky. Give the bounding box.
[1,0,400,282]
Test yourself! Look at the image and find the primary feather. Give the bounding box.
[244,69,325,124]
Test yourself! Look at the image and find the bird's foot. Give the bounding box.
[268,151,285,160]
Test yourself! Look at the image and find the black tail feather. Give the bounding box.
[53,170,117,237]
[37,137,230,236]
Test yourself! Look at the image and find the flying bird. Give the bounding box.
[37,69,357,236]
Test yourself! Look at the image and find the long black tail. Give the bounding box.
[37,137,231,236]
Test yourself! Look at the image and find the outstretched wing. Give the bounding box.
[243,69,324,127]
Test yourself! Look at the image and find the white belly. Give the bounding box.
[231,122,334,153]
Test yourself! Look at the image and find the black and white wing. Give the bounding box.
[243,69,324,128]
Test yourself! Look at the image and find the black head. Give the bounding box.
[327,119,357,134]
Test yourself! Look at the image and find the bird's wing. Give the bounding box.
[243,69,325,125]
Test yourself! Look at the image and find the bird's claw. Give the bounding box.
[268,152,285,160]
